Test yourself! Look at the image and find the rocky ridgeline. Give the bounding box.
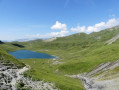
[106,34,119,45]
[67,60,119,90]
[0,60,58,90]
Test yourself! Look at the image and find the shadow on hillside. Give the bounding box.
[12,43,25,48]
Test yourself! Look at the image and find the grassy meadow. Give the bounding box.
[1,27,119,89]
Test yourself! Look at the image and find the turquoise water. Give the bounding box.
[9,50,55,59]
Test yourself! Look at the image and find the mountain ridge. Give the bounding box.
[1,25,119,89]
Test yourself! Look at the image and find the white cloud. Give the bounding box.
[71,18,119,33]
[26,30,69,38]
[87,22,106,33]
[49,30,69,37]
[71,25,86,32]
[105,19,119,28]
[27,21,69,39]
[51,21,67,31]
[26,18,119,39]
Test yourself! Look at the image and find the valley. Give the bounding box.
[1,26,119,89]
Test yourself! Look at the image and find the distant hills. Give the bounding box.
[1,25,119,89]
[19,25,119,50]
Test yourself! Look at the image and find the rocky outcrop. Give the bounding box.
[108,25,119,31]
[87,60,119,77]
[68,60,119,90]
[106,34,119,45]
[0,60,58,90]
[0,61,18,90]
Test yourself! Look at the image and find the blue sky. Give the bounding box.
[0,0,119,41]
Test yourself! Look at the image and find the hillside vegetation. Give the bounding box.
[0,48,25,68]
[1,26,119,89]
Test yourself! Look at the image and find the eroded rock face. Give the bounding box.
[0,62,17,90]
[68,60,119,90]
[0,60,58,90]
[106,34,119,45]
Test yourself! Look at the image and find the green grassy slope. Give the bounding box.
[1,26,119,89]
[22,27,119,51]
[14,26,119,89]
[0,42,23,51]
[58,44,119,74]
[22,59,84,90]
[0,48,25,68]
[0,41,25,68]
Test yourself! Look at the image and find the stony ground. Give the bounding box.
[67,60,119,90]
[0,60,58,90]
